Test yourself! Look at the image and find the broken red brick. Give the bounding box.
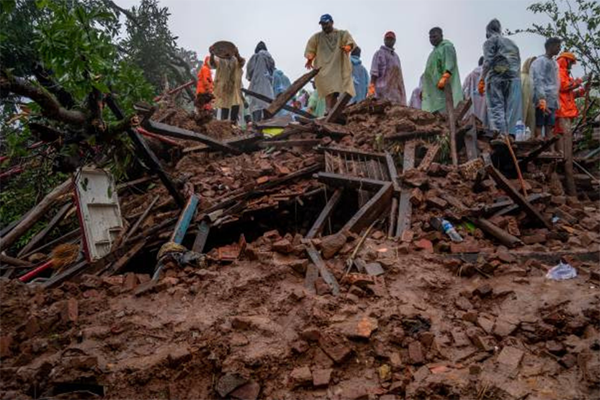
[407,341,425,364]
[414,238,433,253]
[312,368,332,388]
[318,334,353,364]
[230,381,260,400]
[272,239,293,254]
[289,366,312,387]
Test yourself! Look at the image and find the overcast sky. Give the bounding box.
[118,0,581,92]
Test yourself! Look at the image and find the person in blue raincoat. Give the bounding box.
[478,19,523,136]
[350,46,369,104]
[273,69,291,96]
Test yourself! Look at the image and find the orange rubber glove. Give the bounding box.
[341,45,352,54]
[478,79,485,95]
[437,71,452,90]
[305,54,315,70]
[368,83,375,97]
[538,99,547,113]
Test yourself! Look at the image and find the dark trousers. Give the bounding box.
[252,110,263,122]
[221,105,240,123]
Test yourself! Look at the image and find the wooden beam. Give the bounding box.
[264,68,319,118]
[318,172,388,192]
[444,83,458,166]
[305,242,340,296]
[325,92,352,124]
[306,189,343,239]
[0,253,30,267]
[485,164,551,229]
[106,96,185,208]
[242,88,314,119]
[464,115,478,161]
[518,136,560,169]
[396,141,416,238]
[170,195,200,244]
[143,120,242,155]
[343,183,393,233]
[17,202,71,258]
[192,221,210,253]
[124,195,159,242]
[454,97,473,122]
[42,260,88,289]
[475,218,523,248]
[19,228,81,260]
[107,240,146,276]
[489,193,549,217]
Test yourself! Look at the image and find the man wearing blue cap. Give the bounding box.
[305,14,356,112]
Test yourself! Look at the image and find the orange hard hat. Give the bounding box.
[558,52,577,63]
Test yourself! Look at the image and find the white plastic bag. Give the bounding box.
[545,261,577,280]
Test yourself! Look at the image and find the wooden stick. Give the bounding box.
[504,135,528,197]
[0,179,72,252]
[444,83,458,166]
[124,195,160,242]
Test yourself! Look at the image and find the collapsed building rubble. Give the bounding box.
[1,76,599,400]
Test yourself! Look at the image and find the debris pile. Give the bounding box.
[1,80,599,400]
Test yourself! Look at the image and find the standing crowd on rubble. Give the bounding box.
[195,14,590,151]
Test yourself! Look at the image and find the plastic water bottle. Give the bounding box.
[441,219,463,242]
[515,120,525,141]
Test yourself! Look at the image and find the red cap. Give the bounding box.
[384,31,396,39]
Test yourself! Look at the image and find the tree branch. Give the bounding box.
[0,71,86,125]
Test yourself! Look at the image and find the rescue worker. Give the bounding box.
[409,74,424,109]
[350,46,369,104]
[304,14,356,112]
[422,27,463,113]
[195,56,214,112]
[530,37,562,138]
[478,19,522,135]
[370,31,407,105]
[462,56,487,124]
[209,45,245,124]
[246,41,275,122]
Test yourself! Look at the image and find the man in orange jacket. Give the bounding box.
[195,56,214,111]
[555,51,587,195]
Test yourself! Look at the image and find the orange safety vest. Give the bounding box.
[556,58,582,119]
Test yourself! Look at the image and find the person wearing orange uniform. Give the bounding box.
[555,51,587,195]
[195,56,214,111]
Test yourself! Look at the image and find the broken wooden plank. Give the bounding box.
[107,240,146,276]
[489,193,549,217]
[0,253,30,267]
[385,152,399,190]
[17,202,72,258]
[395,141,416,238]
[0,179,72,252]
[143,120,242,155]
[192,220,211,253]
[444,83,458,166]
[106,96,185,208]
[117,176,156,192]
[485,164,551,229]
[242,88,314,119]
[464,115,479,161]
[475,218,523,248]
[518,136,560,169]
[124,195,159,242]
[318,172,388,192]
[325,92,352,124]
[306,189,343,239]
[388,197,398,238]
[259,139,321,149]
[454,97,473,122]
[19,228,81,260]
[0,209,33,238]
[42,260,88,289]
[343,183,393,233]
[264,68,319,117]
[417,143,440,171]
[170,195,200,243]
[306,242,340,296]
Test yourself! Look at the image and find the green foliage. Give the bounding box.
[510,0,600,76]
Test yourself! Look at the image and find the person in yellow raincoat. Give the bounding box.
[304,14,356,112]
[209,45,245,124]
